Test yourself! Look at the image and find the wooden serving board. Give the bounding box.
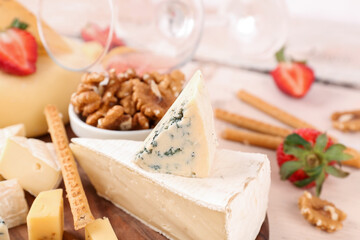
[9,126,269,240]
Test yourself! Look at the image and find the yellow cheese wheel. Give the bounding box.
[0,56,82,137]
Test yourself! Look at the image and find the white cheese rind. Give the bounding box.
[0,179,28,229]
[0,124,26,153]
[0,217,10,240]
[135,70,217,178]
[0,137,62,196]
[71,138,270,240]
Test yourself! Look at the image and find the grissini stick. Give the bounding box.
[215,108,292,138]
[222,128,283,150]
[44,105,94,230]
[343,148,360,169]
[237,90,316,129]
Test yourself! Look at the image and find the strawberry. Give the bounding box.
[81,23,125,49]
[271,47,314,98]
[277,128,352,196]
[0,19,37,76]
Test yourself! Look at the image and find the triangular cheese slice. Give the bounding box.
[71,138,270,240]
[135,70,217,177]
[0,124,26,152]
[0,137,61,196]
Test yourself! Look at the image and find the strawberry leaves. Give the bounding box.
[280,161,302,180]
[10,18,29,30]
[280,132,351,196]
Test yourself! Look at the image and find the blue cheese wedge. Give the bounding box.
[0,217,10,240]
[71,138,270,240]
[0,179,28,229]
[135,70,217,177]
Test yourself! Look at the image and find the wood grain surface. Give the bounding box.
[9,126,269,240]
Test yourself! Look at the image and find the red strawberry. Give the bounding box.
[0,19,37,76]
[277,128,351,196]
[271,47,314,98]
[81,23,125,49]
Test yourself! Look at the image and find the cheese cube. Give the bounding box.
[135,71,217,178]
[71,139,270,240]
[0,179,28,228]
[27,189,64,240]
[0,136,62,196]
[0,217,10,240]
[85,218,118,240]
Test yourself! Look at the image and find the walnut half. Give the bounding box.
[298,191,346,233]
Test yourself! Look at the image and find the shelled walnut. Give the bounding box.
[298,191,346,233]
[70,68,185,131]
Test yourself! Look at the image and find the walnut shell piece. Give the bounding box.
[298,191,346,233]
[331,110,360,132]
[132,81,175,120]
[71,91,101,116]
[98,105,125,130]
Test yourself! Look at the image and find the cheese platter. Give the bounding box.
[7,126,269,240]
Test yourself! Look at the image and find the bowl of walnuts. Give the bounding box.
[69,68,185,141]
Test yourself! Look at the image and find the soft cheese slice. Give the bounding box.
[0,137,62,196]
[85,218,118,240]
[27,189,64,240]
[0,124,26,152]
[135,70,217,177]
[0,179,28,228]
[71,139,270,240]
[0,217,10,240]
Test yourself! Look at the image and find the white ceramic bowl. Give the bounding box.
[68,104,151,140]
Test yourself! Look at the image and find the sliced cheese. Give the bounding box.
[27,189,64,240]
[0,217,10,240]
[0,124,26,152]
[0,179,28,228]
[71,138,270,240]
[85,218,118,240]
[0,137,62,196]
[0,124,25,180]
[135,70,217,177]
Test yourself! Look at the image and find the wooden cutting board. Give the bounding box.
[9,126,269,240]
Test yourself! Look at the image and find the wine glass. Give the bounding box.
[226,0,288,58]
[36,0,204,73]
[204,0,288,60]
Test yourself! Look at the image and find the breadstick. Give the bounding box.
[237,90,316,129]
[222,128,283,150]
[215,108,292,138]
[343,148,360,169]
[44,105,94,230]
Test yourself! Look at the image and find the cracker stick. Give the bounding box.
[44,105,94,230]
[215,108,292,138]
[237,90,316,129]
[222,128,283,150]
[343,148,360,169]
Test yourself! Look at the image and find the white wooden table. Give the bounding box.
[182,62,360,240]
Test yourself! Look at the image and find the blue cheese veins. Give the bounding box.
[135,71,217,177]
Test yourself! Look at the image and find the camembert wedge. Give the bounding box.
[0,137,62,196]
[0,124,26,152]
[0,179,28,228]
[71,139,270,240]
[135,70,217,177]
[0,217,10,240]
